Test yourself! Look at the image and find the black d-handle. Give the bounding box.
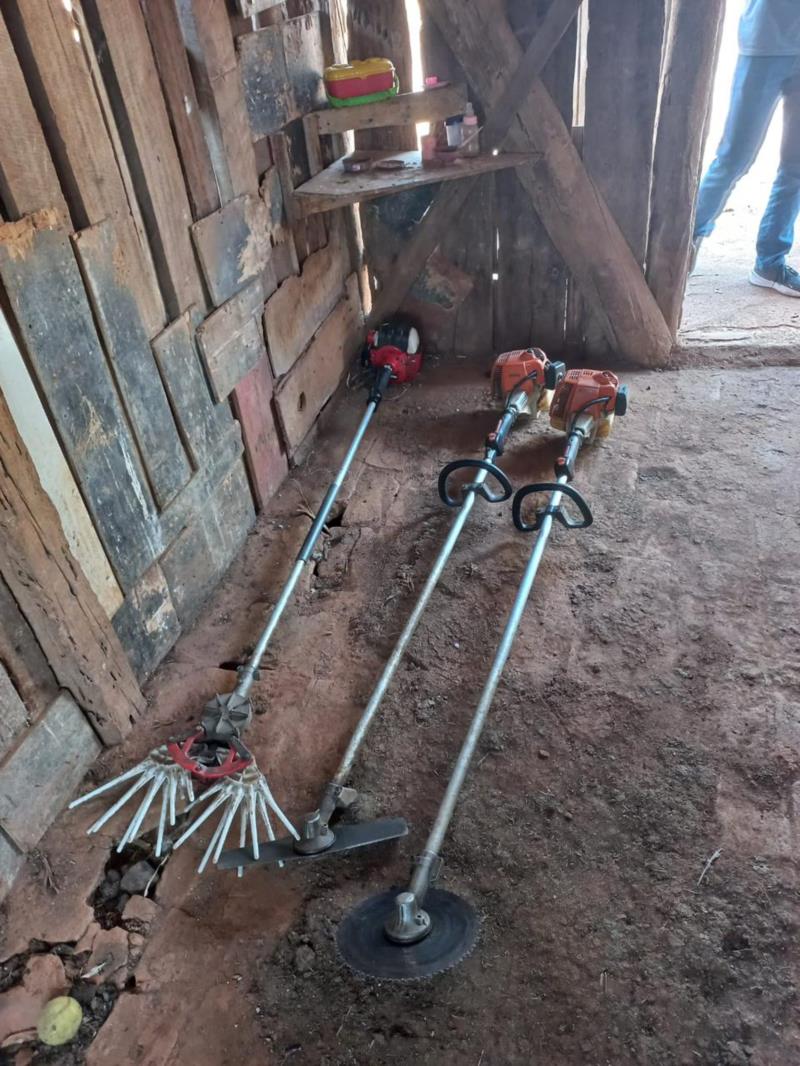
[512,481,593,532]
[438,459,513,509]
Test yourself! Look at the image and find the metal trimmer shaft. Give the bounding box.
[235,364,393,700]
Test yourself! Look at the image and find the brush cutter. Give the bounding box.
[69,324,423,869]
[217,349,565,874]
[335,367,629,981]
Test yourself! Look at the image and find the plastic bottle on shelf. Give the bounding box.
[462,102,479,156]
[445,115,463,148]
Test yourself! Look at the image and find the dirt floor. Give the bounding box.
[1,360,799,1065]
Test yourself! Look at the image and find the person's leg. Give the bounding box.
[694,56,788,241]
[754,68,800,273]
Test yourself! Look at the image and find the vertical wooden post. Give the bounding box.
[647,0,725,335]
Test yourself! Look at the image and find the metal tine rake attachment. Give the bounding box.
[218,348,566,874]
[336,368,629,981]
[70,330,424,870]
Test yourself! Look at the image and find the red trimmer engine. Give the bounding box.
[364,321,422,384]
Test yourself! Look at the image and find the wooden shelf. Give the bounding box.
[293,149,533,216]
[310,84,468,136]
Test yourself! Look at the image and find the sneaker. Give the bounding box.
[748,263,800,297]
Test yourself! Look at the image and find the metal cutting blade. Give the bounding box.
[217,817,409,870]
[336,887,479,981]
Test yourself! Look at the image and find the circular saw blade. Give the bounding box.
[336,888,479,981]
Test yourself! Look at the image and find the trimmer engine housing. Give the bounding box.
[491,348,565,414]
[365,321,422,384]
[550,368,628,439]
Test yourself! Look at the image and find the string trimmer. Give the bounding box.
[217,349,565,873]
[69,324,423,870]
[334,368,629,980]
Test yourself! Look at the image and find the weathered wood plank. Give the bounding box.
[0,388,146,744]
[112,563,181,681]
[140,0,220,221]
[0,306,122,617]
[647,0,726,335]
[0,693,101,851]
[231,355,288,511]
[159,421,244,549]
[196,278,265,358]
[198,308,268,403]
[161,459,255,627]
[191,194,271,307]
[196,278,267,402]
[0,214,163,589]
[238,14,327,138]
[4,0,129,227]
[176,0,259,198]
[0,575,57,725]
[261,162,301,283]
[0,664,29,762]
[494,0,577,354]
[264,222,350,376]
[580,0,667,356]
[73,219,193,508]
[7,0,164,338]
[82,0,206,318]
[424,0,674,366]
[274,273,363,453]
[0,12,68,222]
[152,313,233,468]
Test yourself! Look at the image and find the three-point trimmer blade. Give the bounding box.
[336,888,479,981]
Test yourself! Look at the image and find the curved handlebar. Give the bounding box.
[437,459,513,509]
[512,481,593,532]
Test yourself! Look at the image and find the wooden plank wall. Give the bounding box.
[0,0,363,694]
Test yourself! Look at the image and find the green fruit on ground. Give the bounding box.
[36,996,83,1046]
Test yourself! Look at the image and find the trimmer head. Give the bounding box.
[336,888,479,981]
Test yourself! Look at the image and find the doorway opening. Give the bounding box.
[679,0,800,359]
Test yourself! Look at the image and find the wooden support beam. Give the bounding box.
[369,0,580,329]
[422,0,674,366]
[647,0,726,335]
[0,390,145,745]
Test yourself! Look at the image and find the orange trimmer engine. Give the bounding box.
[491,348,564,412]
[549,369,629,480]
[486,348,566,456]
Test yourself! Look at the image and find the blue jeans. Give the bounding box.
[695,54,800,271]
